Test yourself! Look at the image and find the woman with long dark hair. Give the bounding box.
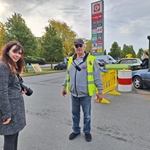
[0,41,27,150]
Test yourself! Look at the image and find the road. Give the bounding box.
[0,72,150,150]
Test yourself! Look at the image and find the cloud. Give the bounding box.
[0,0,150,52]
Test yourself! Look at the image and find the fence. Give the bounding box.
[94,70,121,104]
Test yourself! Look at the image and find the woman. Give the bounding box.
[141,51,149,69]
[0,41,27,150]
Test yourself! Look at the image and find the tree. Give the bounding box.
[104,49,107,55]
[49,20,77,56]
[122,44,136,58]
[41,23,63,69]
[85,40,92,54]
[0,22,6,51]
[136,48,144,58]
[108,42,121,59]
[4,13,37,56]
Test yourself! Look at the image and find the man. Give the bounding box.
[62,39,103,142]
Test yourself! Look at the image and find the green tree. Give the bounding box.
[108,42,121,59]
[122,44,136,58]
[104,49,107,55]
[49,20,77,56]
[120,50,125,58]
[41,24,63,68]
[136,48,144,58]
[85,39,92,54]
[4,13,37,56]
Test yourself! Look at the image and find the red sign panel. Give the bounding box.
[92,14,102,21]
[97,40,102,44]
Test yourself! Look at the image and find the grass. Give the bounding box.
[21,68,65,77]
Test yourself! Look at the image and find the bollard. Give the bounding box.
[118,70,132,92]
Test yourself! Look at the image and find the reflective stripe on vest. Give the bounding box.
[66,55,96,96]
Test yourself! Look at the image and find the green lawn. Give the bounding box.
[21,68,66,77]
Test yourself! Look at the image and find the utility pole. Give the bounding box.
[147,36,150,68]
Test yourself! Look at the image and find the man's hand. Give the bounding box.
[62,88,67,96]
[96,93,103,102]
[3,118,11,124]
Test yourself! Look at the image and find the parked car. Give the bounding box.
[105,58,142,73]
[117,58,142,70]
[54,62,67,70]
[132,69,150,89]
[95,55,117,64]
[105,64,131,73]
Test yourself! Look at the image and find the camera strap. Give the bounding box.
[72,53,89,71]
[16,73,23,82]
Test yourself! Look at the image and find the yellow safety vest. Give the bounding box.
[66,55,96,96]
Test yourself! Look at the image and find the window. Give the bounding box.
[119,60,128,64]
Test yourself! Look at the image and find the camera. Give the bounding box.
[20,83,33,96]
[18,76,33,96]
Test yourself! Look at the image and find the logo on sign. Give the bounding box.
[94,4,100,12]
[97,27,102,33]
[92,43,97,47]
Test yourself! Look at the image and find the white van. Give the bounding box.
[95,55,116,64]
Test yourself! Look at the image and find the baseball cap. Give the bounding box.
[74,39,84,45]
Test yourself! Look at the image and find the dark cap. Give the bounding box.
[74,39,84,45]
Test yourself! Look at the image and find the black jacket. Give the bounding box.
[140,58,148,69]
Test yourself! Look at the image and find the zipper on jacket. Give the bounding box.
[74,69,78,97]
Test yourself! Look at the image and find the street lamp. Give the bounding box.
[147,36,150,68]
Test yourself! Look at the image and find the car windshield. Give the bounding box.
[119,59,141,64]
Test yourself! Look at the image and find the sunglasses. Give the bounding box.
[75,44,83,48]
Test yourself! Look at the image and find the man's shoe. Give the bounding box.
[69,132,80,140]
[85,133,92,142]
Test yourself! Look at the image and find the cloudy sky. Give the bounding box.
[0,0,150,53]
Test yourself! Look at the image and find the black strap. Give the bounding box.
[73,53,89,62]
[72,53,89,71]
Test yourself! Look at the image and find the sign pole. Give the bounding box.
[147,36,150,68]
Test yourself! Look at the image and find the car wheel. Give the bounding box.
[133,76,143,89]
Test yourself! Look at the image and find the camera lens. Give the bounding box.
[21,83,33,96]
[26,88,33,96]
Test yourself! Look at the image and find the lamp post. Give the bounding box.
[147,36,150,68]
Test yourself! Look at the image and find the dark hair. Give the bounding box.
[1,41,25,74]
[145,51,149,56]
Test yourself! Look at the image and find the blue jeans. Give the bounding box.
[71,95,91,134]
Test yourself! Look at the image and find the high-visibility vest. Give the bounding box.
[66,55,96,96]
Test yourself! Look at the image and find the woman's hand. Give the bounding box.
[22,89,27,94]
[3,118,11,124]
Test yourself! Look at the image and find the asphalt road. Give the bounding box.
[0,72,150,150]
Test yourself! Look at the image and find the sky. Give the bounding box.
[0,0,150,53]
